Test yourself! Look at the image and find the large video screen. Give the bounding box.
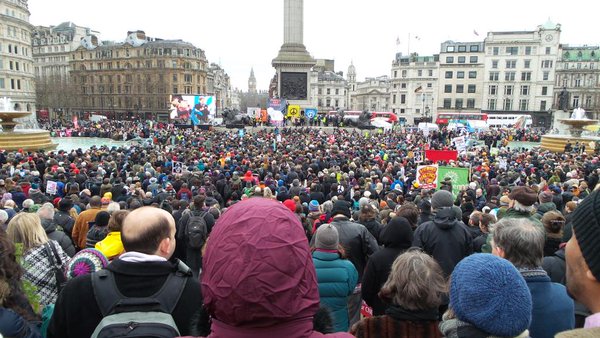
[169,95,216,125]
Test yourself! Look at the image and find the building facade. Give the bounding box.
[481,22,561,128]
[437,41,485,118]
[555,45,600,120]
[390,53,439,124]
[0,0,36,118]
[350,76,390,112]
[32,22,97,118]
[69,30,208,121]
[207,63,231,114]
[310,59,349,112]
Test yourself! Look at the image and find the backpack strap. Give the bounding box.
[92,267,188,316]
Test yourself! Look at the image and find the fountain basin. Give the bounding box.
[0,129,58,151]
[541,134,600,153]
[0,111,35,132]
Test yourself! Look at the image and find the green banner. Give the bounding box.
[437,166,470,198]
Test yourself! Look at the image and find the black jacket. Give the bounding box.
[362,217,413,316]
[47,259,202,338]
[53,210,75,238]
[412,207,473,277]
[41,219,75,257]
[358,219,383,244]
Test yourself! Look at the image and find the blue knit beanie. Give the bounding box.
[308,200,320,212]
[450,254,532,337]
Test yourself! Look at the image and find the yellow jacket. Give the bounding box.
[95,232,124,260]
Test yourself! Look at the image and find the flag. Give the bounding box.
[414,85,423,93]
[396,36,400,45]
[473,30,479,36]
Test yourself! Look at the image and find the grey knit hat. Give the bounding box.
[431,190,454,210]
[315,224,339,250]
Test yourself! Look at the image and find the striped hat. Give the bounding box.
[66,248,109,280]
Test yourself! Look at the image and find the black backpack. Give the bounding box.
[91,261,191,338]
[185,210,208,249]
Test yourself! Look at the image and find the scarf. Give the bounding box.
[518,267,548,279]
[439,312,530,338]
[118,251,167,263]
[385,305,439,322]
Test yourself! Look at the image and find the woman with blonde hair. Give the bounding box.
[352,250,446,337]
[6,213,69,306]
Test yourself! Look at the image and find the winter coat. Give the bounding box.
[362,217,413,316]
[358,219,383,243]
[28,189,48,205]
[351,305,442,338]
[53,210,75,237]
[94,231,124,260]
[311,216,379,281]
[22,241,69,306]
[523,272,575,338]
[412,207,473,277]
[86,225,108,248]
[312,250,358,332]
[503,208,544,229]
[0,308,41,338]
[41,218,75,257]
[534,202,557,220]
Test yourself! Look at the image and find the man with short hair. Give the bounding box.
[177,194,215,278]
[492,217,574,337]
[48,207,201,338]
[560,190,600,335]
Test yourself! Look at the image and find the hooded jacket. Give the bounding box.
[412,207,473,277]
[201,198,352,338]
[362,217,413,316]
[41,218,75,257]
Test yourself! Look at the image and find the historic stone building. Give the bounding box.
[390,53,439,124]
[207,63,231,114]
[32,22,97,118]
[481,21,561,128]
[0,0,36,117]
[437,41,485,118]
[555,45,600,120]
[310,59,349,112]
[69,30,208,121]
[350,76,390,112]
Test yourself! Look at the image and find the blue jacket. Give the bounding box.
[312,250,358,332]
[525,274,574,338]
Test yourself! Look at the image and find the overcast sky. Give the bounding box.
[29,0,598,92]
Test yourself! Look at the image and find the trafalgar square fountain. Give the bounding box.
[541,106,600,152]
[0,97,56,151]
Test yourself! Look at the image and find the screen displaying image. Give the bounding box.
[169,95,216,125]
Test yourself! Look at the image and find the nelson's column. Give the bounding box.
[272,0,316,108]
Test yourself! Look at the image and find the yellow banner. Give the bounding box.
[287,105,301,118]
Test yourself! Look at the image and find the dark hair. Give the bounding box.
[108,210,130,232]
[479,213,495,231]
[89,196,102,207]
[396,202,419,229]
[95,211,111,227]
[193,195,206,209]
[358,204,377,222]
[121,212,172,255]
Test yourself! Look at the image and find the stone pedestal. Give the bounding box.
[552,110,570,134]
[272,0,315,108]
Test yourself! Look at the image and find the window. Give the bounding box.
[521,72,532,81]
[455,99,463,109]
[524,60,531,69]
[447,46,455,52]
[468,84,476,93]
[457,71,465,79]
[470,56,478,63]
[467,99,475,108]
[401,83,407,89]
[0,79,3,89]
[575,78,581,87]
[505,72,516,81]
[506,60,517,68]
[489,85,498,95]
[401,70,407,77]
[573,96,580,108]
[546,47,551,55]
[520,85,529,95]
[488,99,497,110]
[394,70,397,78]
[505,85,514,95]
[519,99,529,110]
[326,98,331,107]
[458,45,467,52]
[326,88,330,95]
[493,47,499,55]
[492,60,499,69]
[417,70,422,76]
[446,56,454,63]
[173,85,178,93]
[428,70,433,76]
[456,85,464,93]
[444,85,452,93]
[458,56,466,63]
[393,94,396,104]
[506,47,518,55]
[525,46,532,55]
[542,60,553,68]
[540,100,547,111]
[503,98,513,110]
[427,83,433,88]
[173,74,178,82]
[543,72,550,81]
[489,72,499,81]
[184,74,193,82]
[541,86,548,95]
[443,98,452,108]
[469,71,477,79]
[401,94,406,104]
[470,45,479,52]
[445,71,453,79]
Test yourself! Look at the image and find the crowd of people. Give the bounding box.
[0,118,599,337]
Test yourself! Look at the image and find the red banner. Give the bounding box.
[425,150,458,163]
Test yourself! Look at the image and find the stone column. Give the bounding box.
[284,0,303,45]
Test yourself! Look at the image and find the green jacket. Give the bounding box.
[503,208,544,229]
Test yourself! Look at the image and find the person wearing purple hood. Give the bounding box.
[199,198,353,338]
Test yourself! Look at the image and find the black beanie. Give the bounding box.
[95,211,111,228]
[330,200,351,218]
[572,190,600,281]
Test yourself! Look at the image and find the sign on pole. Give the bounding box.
[416,165,439,189]
[46,181,57,195]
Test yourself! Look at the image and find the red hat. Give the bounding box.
[283,199,296,213]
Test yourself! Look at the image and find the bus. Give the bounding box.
[487,114,532,129]
[435,112,488,126]
[326,110,363,123]
[371,111,398,124]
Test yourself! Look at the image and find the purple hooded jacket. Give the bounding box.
[199,198,352,338]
